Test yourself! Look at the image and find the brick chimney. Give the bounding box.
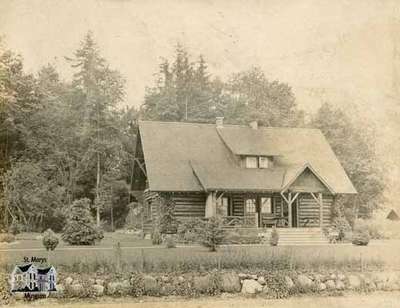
[249,120,258,130]
[216,117,224,128]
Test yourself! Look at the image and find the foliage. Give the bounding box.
[2,161,65,232]
[0,272,10,305]
[0,34,134,232]
[311,103,385,218]
[142,45,303,127]
[270,226,279,246]
[224,67,303,127]
[42,228,59,251]
[151,228,162,245]
[9,219,24,235]
[158,193,178,234]
[264,272,291,298]
[331,216,352,242]
[165,235,176,248]
[124,202,142,230]
[62,198,104,245]
[224,231,262,244]
[363,220,385,240]
[0,233,15,243]
[352,220,371,246]
[176,218,204,243]
[199,217,225,252]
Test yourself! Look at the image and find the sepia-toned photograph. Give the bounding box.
[1,0,400,307]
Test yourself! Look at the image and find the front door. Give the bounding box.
[291,199,298,227]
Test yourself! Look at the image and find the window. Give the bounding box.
[259,157,270,168]
[245,156,274,168]
[245,198,256,213]
[245,156,258,168]
[260,197,272,214]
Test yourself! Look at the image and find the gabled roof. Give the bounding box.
[17,264,34,273]
[281,163,335,194]
[138,121,357,194]
[387,209,400,221]
[37,267,54,274]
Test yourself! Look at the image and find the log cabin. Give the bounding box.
[132,118,357,237]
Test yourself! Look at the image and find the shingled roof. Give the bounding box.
[138,121,357,194]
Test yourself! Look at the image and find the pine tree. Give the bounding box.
[200,217,225,252]
[67,32,125,226]
[62,198,103,245]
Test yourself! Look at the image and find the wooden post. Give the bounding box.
[205,192,217,218]
[319,193,323,228]
[288,192,292,228]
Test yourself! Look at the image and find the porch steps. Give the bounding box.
[258,228,329,246]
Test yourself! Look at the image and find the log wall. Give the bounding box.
[172,193,207,221]
[297,193,333,228]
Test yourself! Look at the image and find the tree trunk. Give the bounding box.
[110,184,114,232]
[96,152,101,227]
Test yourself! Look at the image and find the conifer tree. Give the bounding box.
[62,198,104,245]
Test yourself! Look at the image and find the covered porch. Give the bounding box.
[206,190,331,229]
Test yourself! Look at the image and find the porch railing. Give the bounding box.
[221,214,257,228]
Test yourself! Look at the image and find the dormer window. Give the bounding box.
[245,156,273,169]
[245,156,258,168]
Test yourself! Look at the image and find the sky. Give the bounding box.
[1,0,400,207]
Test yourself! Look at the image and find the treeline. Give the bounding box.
[0,33,137,232]
[0,33,385,233]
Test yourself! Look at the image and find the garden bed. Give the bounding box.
[2,268,400,305]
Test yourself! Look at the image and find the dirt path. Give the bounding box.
[8,292,400,308]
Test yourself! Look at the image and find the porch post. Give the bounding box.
[288,192,292,228]
[205,192,217,218]
[319,192,323,228]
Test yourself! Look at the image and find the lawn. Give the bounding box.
[6,232,153,249]
[1,232,399,274]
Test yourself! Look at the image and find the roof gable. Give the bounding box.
[282,164,333,193]
[138,121,357,194]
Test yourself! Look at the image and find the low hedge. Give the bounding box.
[0,233,15,243]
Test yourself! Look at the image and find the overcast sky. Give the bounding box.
[1,0,400,205]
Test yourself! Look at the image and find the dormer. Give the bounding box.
[244,155,274,169]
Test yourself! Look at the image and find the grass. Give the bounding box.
[5,232,152,249]
[1,233,396,274]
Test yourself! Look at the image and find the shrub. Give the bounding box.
[177,218,204,243]
[199,217,225,252]
[151,228,162,245]
[42,229,59,251]
[224,232,262,244]
[9,220,24,235]
[158,194,178,234]
[62,198,104,245]
[0,233,15,243]
[352,220,371,246]
[165,235,176,248]
[364,220,385,239]
[270,226,279,246]
[332,216,351,241]
[0,272,10,305]
[352,230,370,246]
